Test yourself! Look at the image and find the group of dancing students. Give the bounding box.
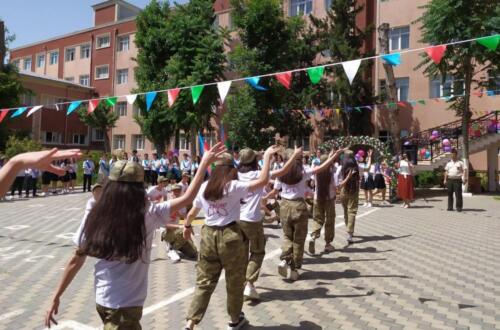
[45,143,362,330]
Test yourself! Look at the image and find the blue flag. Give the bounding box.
[10,107,28,118]
[246,77,268,91]
[382,53,401,66]
[67,101,82,115]
[146,91,157,111]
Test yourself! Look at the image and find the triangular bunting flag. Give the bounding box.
[382,53,401,66]
[306,67,324,84]
[0,109,9,123]
[409,100,417,106]
[342,59,361,85]
[246,77,268,91]
[55,104,60,111]
[67,101,82,115]
[365,105,374,111]
[387,102,396,109]
[477,35,500,51]
[105,97,118,107]
[146,91,157,111]
[472,91,482,97]
[397,101,407,107]
[191,85,204,104]
[167,88,181,107]
[355,107,362,113]
[126,94,138,105]
[88,99,100,114]
[418,100,426,105]
[276,71,292,89]
[11,107,28,118]
[425,45,447,64]
[26,105,43,117]
[217,81,232,103]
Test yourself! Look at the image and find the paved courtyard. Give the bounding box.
[0,192,499,330]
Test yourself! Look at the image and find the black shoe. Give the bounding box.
[447,208,453,211]
[227,313,248,330]
[457,208,462,212]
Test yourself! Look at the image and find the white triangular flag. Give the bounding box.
[26,105,43,117]
[55,104,60,111]
[341,59,362,85]
[217,81,232,104]
[126,94,138,105]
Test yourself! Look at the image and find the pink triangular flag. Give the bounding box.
[276,72,292,89]
[0,109,9,123]
[26,105,43,117]
[167,88,180,107]
[425,45,447,64]
[88,99,100,114]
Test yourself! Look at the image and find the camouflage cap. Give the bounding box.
[91,183,103,192]
[215,152,234,166]
[158,176,169,183]
[239,148,257,165]
[108,160,144,183]
[170,183,183,191]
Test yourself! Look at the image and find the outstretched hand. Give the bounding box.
[11,148,82,176]
[264,145,281,157]
[201,142,227,165]
[44,298,60,328]
[292,146,303,159]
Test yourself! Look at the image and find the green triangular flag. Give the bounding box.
[106,97,118,106]
[306,66,325,84]
[387,102,396,108]
[418,99,426,105]
[191,85,204,105]
[355,107,362,113]
[477,35,500,51]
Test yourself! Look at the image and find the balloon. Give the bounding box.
[442,139,450,146]
[357,150,365,157]
[431,130,439,137]
[444,146,451,152]
[424,150,431,159]
[420,148,426,156]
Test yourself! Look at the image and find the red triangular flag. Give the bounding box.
[88,99,100,114]
[425,45,447,65]
[167,88,180,107]
[472,91,482,97]
[0,109,9,123]
[276,72,292,90]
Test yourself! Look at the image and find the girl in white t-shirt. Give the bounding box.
[44,143,225,330]
[182,145,279,330]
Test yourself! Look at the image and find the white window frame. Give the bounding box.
[116,102,127,116]
[23,57,32,71]
[113,135,126,150]
[96,34,111,49]
[49,50,59,65]
[430,76,465,98]
[389,26,410,51]
[72,134,87,145]
[179,132,191,150]
[65,47,76,62]
[289,0,313,16]
[95,65,110,80]
[395,77,410,102]
[36,53,45,68]
[133,135,145,150]
[92,128,105,141]
[80,44,91,59]
[117,35,130,52]
[43,131,62,144]
[117,68,128,85]
[79,74,90,86]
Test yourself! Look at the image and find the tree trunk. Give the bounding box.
[378,23,401,155]
[103,129,110,153]
[0,21,5,70]
[461,56,473,192]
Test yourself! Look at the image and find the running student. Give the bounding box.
[183,145,279,330]
[44,143,226,329]
[237,146,302,300]
[267,148,344,281]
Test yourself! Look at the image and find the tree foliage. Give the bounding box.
[77,102,118,152]
[4,135,42,158]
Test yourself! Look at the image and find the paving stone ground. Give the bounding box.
[0,192,499,330]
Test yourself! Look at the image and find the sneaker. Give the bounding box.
[308,237,316,255]
[346,233,354,244]
[381,201,390,206]
[323,244,335,253]
[244,283,260,300]
[362,202,368,207]
[167,248,181,263]
[288,269,299,281]
[278,260,290,278]
[227,313,248,330]
[367,202,373,208]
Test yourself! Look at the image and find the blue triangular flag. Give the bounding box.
[198,132,205,156]
[67,101,82,115]
[10,107,28,118]
[409,100,417,106]
[382,53,401,66]
[246,77,268,91]
[146,91,158,111]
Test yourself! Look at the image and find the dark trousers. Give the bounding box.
[150,171,158,185]
[83,174,92,192]
[11,176,25,196]
[26,177,38,197]
[447,178,463,210]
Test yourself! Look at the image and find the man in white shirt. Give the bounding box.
[83,155,95,193]
[146,176,169,202]
[180,154,192,175]
[444,148,467,212]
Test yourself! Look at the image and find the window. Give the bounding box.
[117,69,128,84]
[487,70,500,95]
[23,57,32,71]
[117,35,130,52]
[379,130,391,143]
[96,34,111,49]
[64,77,75,82]
[80,44,90,59]
[43,131,62,144]
[65,47,75,62]
[92,128,105,141]
[116,102,127,116]
[36,54,45,68]
[179,132,191,150]
[95,65,109,79]
[133,105,141,116]
[325,0,332,10]
[290,0,313,16]
[21,94,36,106]
[79,74,90,86]
[12,59,20,69]
[430,76,464,98]
[132,135,145,150]
[396,77,409,101]
[72,134,86,145]
[49,51,59,65]
[113,135,125,150]
[389,26,410,51]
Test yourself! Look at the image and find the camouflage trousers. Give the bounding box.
[161,227,198,259]
[311,198,336,243]
[187,222,248,324]
[96,304,142,330]
[238,220,266,284]
[279,198,309,270]
[340,190,359,234]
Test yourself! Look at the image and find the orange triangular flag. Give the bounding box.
[276,72,292,89]
[88,99,100,114]
[0,109,9,123]
[167,88,181,107]
[425,45,447,64]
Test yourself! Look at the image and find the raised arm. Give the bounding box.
[311,148,345,175]
[169,143,226,215]
[366,149,373,168]
[270,147,302,179]
[247,145,281,192]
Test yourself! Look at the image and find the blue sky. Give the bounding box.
[1,0,186,50]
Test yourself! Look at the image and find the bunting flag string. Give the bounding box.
[87,99,100,114]
[307,66,324,84]
[425,45,447,64]
[167,88,180,107]
[126,94,138,105]
[382,53,401,66]
[476,35,499,51]
[0,109,9,123]
[246,77,268,91]
[276,72,292,89]
[26,105,43,117]
[342,59,361,85]
[66,102,81,115]
[145,92,157,111]
[191,85,204,104]
[106,97,118,107]
[11,107,28,118]
[217,81,232,103]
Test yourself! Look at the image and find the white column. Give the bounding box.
[487,145,499,192]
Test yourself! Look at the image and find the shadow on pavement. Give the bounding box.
[298,269,409,281]
[407,205,434,209]
[303,256,387,265]
[253,286,373,303]
[339,246,393,253]
[352,234,411,244]
[246,320,323,329]
[460,208,486,212]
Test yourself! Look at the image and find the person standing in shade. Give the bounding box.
[98,154,110,183]
[396,153,415,208]
[159,153,169,178]
[25,168,40,198]
[444,148,467,212]
[181,153,192,175]
[150,153,159,185]
[142,153,151,186]
[338,151,360,244]
[130,150,140,163]
[83,155,95,193]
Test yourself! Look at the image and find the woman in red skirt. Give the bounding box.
[397,153,415,208]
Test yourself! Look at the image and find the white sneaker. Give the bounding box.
[308,237,316,255]
[323,244,335,253]
[347,233,354,244]
[167,248,181,263]
[278,260,289,278]
[381,201,390,206]
[227,313,248,330]
[288,269,299,281]
[367,202,373,208]
[362,202,368,207]
[244,283,260,300]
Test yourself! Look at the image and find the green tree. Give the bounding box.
[134,0,226,154]
[416,0,499,176]
[310,0,375,136]
[4,135,42,158]
[77,102,118,152]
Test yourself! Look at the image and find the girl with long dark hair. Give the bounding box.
[338,151,361,244]
[182,145,280,330]
[44,143,226,329]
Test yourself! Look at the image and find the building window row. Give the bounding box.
[95,65,109,79]
[79,74,90,86]
[132,134,145,150]
[50,51,59,65]
[290,0,313,16]
[80,44,91,59]
[36,54,45,68]
[72,134,87,145]
[118,35,130,52]
[23,57,32,71]
[117,68,128,84]
[116,102,127,116]
[113,135,126,150]
[96,34,111,49]
[389,26,410,51]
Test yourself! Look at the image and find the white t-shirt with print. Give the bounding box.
[274,167,313,200]
[238,170,265,222]
[194,180,250,227]
[146,186,169,202]
[73,201,171,309]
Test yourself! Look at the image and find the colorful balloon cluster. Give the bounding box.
[419,148,431,159]
[354,149,365,161]
[442,138,451,152]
